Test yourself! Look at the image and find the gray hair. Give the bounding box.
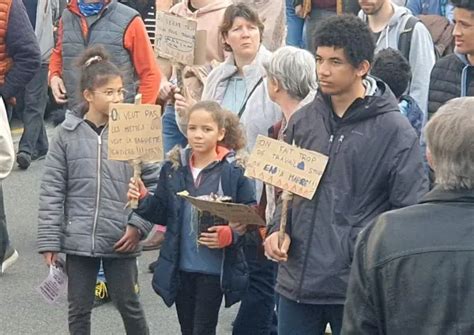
[264,46,317,101]
[424,97,474,190]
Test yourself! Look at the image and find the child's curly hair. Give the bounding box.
[186,101,246,151]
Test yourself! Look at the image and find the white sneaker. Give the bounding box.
[1,247,19,273]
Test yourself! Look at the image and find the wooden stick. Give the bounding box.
[337,0,343,14]
[278,191,292,249]
[129,94,143,209]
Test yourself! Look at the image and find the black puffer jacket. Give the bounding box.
[428,53,474,119]
[271,77,428,305]
[343,188,474,335]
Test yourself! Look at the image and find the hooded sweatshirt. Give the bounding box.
[359,4,436,124]
[170,0,233,63]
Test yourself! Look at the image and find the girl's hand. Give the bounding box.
[198,226,233,249]
[42,252,58,267]
[114,225,141,253]
[229,221,247,236]
[159,81,176,102]
[127,177,147,201]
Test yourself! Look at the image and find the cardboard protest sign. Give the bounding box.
[178,192,266,226]
[245,135,329,200]
[108,103,163,162]
[155,11,206,65]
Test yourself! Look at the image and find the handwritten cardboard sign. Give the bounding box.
[178,192,265,226]
[245,135,329,200]
[155,11,206,65]
[108,103,163,162]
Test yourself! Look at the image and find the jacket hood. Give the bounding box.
[176,0,233,17]
[318,76,399,126]
[167,145,236,169]
[61,107,88,131]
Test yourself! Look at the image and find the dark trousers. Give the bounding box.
[175,271,223,335]
[0,184,8,263]
[233,243,277,335]
[66,255,149,335]
[278,295,344,335]
[17,63,49,156]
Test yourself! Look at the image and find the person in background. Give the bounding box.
[342,97,474,334]
[0,0,41,274]
[406,0,454,20]
[49,0,161,109]
[428,0,474,119]
[16,0,60,170]
[285,0,306,48]
[359,0,436,123]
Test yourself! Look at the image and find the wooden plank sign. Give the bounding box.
[108,103,163,162]
[155,11,206,66]
[178,192,266,226]
[245,135,329,200]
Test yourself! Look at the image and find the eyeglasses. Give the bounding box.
[93,89,128,99]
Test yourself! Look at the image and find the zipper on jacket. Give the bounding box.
[335,135,345,154]
[91,129,105,254]
[327,134,335,152]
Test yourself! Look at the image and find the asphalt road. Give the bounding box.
[0,126,238,334]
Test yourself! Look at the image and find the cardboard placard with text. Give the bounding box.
[178,192,266,226]
[245,135,329,200]
[108,103,163,162]
[154,11,207,66]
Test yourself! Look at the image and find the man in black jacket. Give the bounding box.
[428,0,474,119]
[342,97,474,334]
[0,0,41,273]
[264,15,428,335]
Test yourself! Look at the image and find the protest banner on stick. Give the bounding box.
[108,94,163,209]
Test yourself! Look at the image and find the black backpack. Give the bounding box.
[398,14,454,62]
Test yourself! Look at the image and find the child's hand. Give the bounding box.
[127,177,147,201]
[229,221,247,236]
[114,225,141,253]
[198,226,233,249]
[42,251,58,267]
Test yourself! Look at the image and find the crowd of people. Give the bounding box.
[0,0,473,334]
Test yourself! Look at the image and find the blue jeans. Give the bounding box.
[17,63,49,156]
[278,295,343,335]
[162,104,187,154]
[233,242,276,335]
[305,7,337,54]
[286,0,306,48]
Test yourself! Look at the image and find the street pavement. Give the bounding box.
[0,125,238,334]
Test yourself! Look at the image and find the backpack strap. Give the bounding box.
[398,16,419,62]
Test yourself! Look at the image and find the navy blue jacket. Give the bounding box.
[134,147,256,308]
[1,0,41,99]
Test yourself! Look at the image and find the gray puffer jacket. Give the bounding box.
[37,111,158,258]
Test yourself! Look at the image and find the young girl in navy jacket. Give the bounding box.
[128,100,255,335]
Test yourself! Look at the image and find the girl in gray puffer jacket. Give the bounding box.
[37,46,153,335]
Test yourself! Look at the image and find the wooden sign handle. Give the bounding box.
[278,191,292,249]
[129,94,143,209]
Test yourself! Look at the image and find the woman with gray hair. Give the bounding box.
[263,46,318,226]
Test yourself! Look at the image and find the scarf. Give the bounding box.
[78,0,105,17]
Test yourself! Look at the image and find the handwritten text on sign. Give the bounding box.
[108,103,163,162]
[155,11,197,65]
[245,135,329,200]
[178,193,266,226]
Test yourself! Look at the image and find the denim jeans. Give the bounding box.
[305,7,337,54]
[233,241,277,335]
[175,271,223,335]
[286,0,306,48]
[0,183,8,263]
[66,255,149,335]
[17,63,49,156]
[162,104,188,154]
[278,295,344,335]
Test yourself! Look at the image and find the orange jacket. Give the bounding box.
[49,0,161,104]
